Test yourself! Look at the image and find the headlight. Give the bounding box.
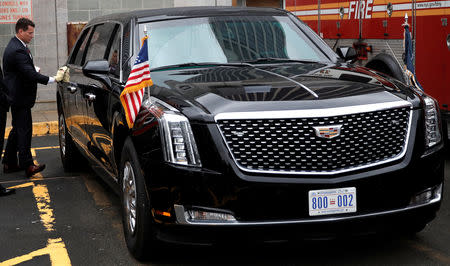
[143,97,201,167]
[423,96,441,148]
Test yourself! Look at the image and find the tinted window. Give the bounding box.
[70,27,92,66]
[85,23,116,62]
[107,25,121,78]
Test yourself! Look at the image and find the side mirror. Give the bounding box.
[336,46,358,62]
[82,60,111,87]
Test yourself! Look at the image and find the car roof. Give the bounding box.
[86,6,289,25]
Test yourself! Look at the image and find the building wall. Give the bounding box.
[0,0,232,108]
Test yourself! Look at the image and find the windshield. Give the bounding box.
[139,16,330,69]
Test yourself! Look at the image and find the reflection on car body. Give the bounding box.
[57,7,444,260]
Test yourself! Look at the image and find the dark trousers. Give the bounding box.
[0,108,6,159]
[2,107,33,168]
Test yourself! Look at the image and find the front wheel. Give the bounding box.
[120,137,159,260]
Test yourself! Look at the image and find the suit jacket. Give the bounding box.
[3,37,49,108]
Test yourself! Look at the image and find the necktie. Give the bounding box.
[26,46,32,59]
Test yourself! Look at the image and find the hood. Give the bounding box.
[150,63,419,122]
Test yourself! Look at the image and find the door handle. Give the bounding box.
[67,86,77,93]
[84,92,96,102]
[89,83,101,89]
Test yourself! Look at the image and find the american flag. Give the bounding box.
[120,36,153,128]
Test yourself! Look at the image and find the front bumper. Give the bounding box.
[174,182,442,226]
[154,200,440,245]
[144,140,444,243]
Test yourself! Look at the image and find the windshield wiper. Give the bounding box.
[151,62,252,71]
[242,58,316,64]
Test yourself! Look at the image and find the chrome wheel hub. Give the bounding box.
[123,161,137,235]
[59,114,66,156]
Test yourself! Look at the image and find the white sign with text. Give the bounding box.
[0,0,32,23]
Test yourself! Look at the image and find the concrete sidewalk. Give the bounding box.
[5,105,58,137]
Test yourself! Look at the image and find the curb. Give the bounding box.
[5,121,59,137]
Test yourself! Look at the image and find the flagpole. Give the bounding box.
[143,25,151,101]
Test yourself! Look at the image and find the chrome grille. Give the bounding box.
[217,107,411,175]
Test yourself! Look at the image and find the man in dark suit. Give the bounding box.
[0,65,15,196]
[2,18,62,178]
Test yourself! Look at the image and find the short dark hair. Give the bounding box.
[15,18,35,33]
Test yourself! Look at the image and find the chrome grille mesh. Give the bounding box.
[217,107,411,174]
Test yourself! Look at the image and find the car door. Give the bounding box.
[82,22,122,177]
[62,26,93,151]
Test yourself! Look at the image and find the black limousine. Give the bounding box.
[57,7,444,259]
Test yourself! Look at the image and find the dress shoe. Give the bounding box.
[25,164,46,177]
[0,185,15,197]
[3,164,22,173]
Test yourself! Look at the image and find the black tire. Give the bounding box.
[365,53,406,83]
[58,109,83,171]
[120,137,158,260]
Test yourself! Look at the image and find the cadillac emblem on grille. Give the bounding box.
[312,125,343,139]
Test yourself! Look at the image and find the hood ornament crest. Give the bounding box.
[312,125,343,139]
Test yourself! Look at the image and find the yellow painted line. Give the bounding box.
[31,148,37,157]
[0,238,71,266]
[0,148,72,266]
[7,182,34,189]
[34,146,59,150]
[33,184,56,232]
[30,148,44,181]
[1,176,79,185]
[4,121,58,138]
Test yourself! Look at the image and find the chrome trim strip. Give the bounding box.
[214,100,411,120]
[216,101,413,175]
[174,189,441,226]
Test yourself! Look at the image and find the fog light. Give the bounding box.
[187,209,236,223]
[410,184,442,206]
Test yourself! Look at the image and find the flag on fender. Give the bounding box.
[120,36,153,128]
[403,17,423,90]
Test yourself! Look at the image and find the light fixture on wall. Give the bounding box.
[387,3,393,17]
[339,7,345,20]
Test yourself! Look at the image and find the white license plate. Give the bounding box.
[308,187,357,216]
